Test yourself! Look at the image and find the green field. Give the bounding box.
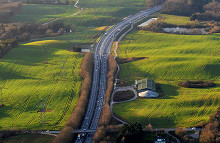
[113,31,220,128]
[160,14,192,25]
[11,4,79,23]
[0,40,83,130]
[2,0,147,131]
[37,0,146,43]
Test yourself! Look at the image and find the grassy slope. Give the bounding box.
[160,14,192,25]
[11,0,145,43]
[113,31,220,128]
[11,4,79,23]
[0,40,83,130]
[3,0,146,131]
[43,0,146,42]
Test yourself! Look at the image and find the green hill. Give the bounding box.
[113,30,220,128]
[0,40,83,130]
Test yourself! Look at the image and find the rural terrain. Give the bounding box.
[0,0,219,143]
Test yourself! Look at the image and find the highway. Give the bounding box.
[75,4,163,143]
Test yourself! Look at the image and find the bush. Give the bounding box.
[116,123,143,143]
[178,80,216,88]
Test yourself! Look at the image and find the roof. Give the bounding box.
[137,18,157,27]
[135,79,156,91]
[139,90,159,98]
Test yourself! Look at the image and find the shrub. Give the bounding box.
[178,80,216,88]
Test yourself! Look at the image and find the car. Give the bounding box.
[105,33,107,35]
[83,129,86,132]
[77,133,81,139]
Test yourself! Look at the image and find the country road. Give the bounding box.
[42,0,82,26]
[75,4,163,143]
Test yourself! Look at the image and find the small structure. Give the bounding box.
[135,79,156,92]
[155,136,166,143]
[135,79,159,98]
[137,18,157,28]
[139,90,158,98]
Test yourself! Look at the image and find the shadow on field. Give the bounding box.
[147,116,176,128]
[0,65,35,80]
[159,83,178,99]
[0,106,11,119]
[204,63,220,79]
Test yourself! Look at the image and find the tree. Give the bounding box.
[175,127,187,139]
[116,123,143,143]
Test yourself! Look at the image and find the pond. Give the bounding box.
[163,27,208,34]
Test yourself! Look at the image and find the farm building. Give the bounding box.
[135,79,159,98]
[135,79,156,91]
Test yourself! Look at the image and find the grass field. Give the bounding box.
[39,0,146,43]
[160,14,192,25]
[113,31,220,128]
[1,134,54,143]
[11,4,79,23]
[0,40,83,130]
[2,0,147,131]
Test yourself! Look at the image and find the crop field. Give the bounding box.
[0,40,83,130]
[113,31,220,128]
[160,14,192,25]
[11,4,79,23]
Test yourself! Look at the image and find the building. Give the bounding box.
[155,136,166,143]
[135,79,156,92]
[135,79,159,98]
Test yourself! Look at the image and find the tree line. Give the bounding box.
[0,22,70,57]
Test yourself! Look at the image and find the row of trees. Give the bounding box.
[0,22,70,41]
[0,2,22,23]
[53,53,94,143]
[0,22,70,56]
